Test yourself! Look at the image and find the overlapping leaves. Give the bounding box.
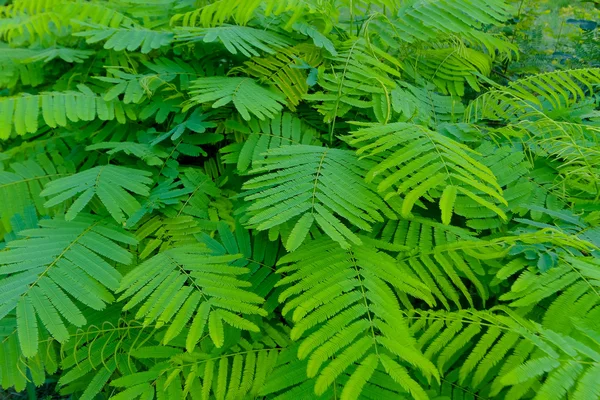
[242,145,395,250]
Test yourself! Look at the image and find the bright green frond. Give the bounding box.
[0,159,69,232]
[0,89,134,139]
[1,1,599,398]
[73,21,174,54]
[369,0,512,45]
[305,38,403,128]
[185,77,286,121]
[175,25,291,57]
[243,45,323,110]
[242,145,394,249]
[276,236,437,397]
[0,216,135,356]
[405,47,492,96]
[345,122,506,223]
[467,68,600,121]
[117,244,267,349]
[41,164,153,224]
[221,112,321,172]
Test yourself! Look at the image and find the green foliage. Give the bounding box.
[186,77,286,121]
[220,112,322,172]
[242,145,394,250]
[73,22,175,54]
[0,88,135,138]
[345,122,507,223]
[41,164,153,223]
[276,237,438,398]
[175,26,291,58]
[0,216,136,356]
[117,244,267,349]
[2,0,600,399]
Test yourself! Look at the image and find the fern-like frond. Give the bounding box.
[68,1,137,28]
[391,82,465,127]
[305,38,403,127]
[369,0,511,45]
[0,132,83,169]
[1,1,599,398]
[40,164,153,224]
[95,70,154,105]
[409,309,600,399]
[0,159,69,232]
[0,323,58,391]
[0,87,135,138]
[86,141,168,166]
[464,69,600,199]
[406,47,492,96]
[133,168,228,255]
[121,179,191,227]
[500,255,600,327]
[1,0,136,46]
[399,230,592,309]
[466,68,600,121]
[73,21,174,54]
[9,0,63,14]
[397,238,498,309]
[496,120,600,197]
[0,7,67,45]
[276,237,438,398]
[464,30,519,62]
[0,216,136,357]
[170,0,263,27]
[0,47,44,89]
[450,142,532,230]
[175,25,291,57]
[243,45,323,110]
[221,112,321,172]
[170,0,320,29]
[198,222,282,311]
[0,45,93,76]
[345,122,506,224]
[93,321,291,399]
[57,314,170,398]
[117,244,267,349]
[242,145,395,250]
[374,216,476,252]
[141,56,202,91]
[292,22,337,55]
[171,167,227,221]
[94,58,204,106]
[185,76,286,121]
[135,215,203,258]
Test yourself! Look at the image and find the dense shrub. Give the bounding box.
[1,0,600,399]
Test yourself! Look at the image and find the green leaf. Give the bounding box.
[243,145,394,249]
[501,357,561,385]
[346,122,506,222]
[41,165,153,224]
[285,213,314,251]
[16,297,38,358]
[440,185,458,225]
[73,22,174,54]
[209,312,225,348]
[185,77,286,121]
[379,354,429,400]
[175,25,290,57]
[80,360,117,400]
[0,91,131,138]
[0,217,134,356]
